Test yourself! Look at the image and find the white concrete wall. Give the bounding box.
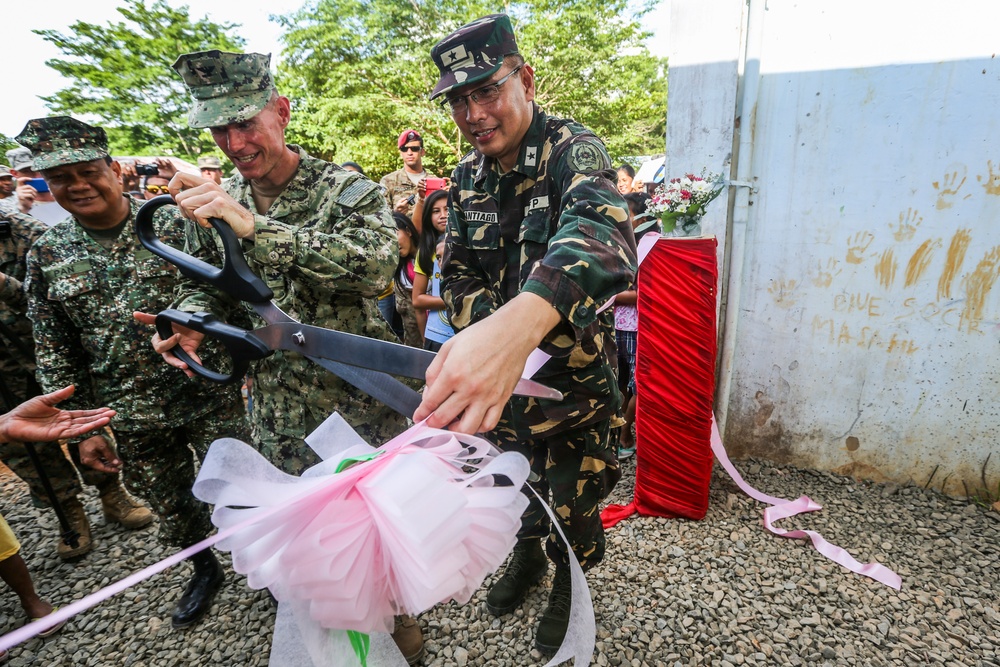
[668,0,1000,495]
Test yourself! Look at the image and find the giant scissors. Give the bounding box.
[135,195,562,419]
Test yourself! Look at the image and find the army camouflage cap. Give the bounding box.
[15,117,109,171]
[430,14,520,101]
[197,155,223,169]
[0,166,11,179]
[173,50,275,129]
[6,147,34,172]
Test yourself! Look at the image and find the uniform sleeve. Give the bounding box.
[244,176,397,299]
[519,136,637,350]
[440,177,498,330]
[24,241,99,427]
[0,212,47,309]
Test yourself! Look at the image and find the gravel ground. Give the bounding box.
[1,455,998,666]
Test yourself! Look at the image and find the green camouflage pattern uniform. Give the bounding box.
[431,15,637,569]
[172,51,407,475]
[0,209,118,506]
[19,116,249,547]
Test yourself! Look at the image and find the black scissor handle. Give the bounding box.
[136,195,274,304]
[155,309,273,384]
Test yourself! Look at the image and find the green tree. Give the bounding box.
[36,1,245,161]
[0,134,17,165]
[276,0,666,179]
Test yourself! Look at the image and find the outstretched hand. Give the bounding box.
[0,385,115,444]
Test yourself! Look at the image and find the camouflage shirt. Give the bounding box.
[0,196,18,214]
[24,197,243,435]
[173,145,408,446]
[0,211,48,373]
[379,167,433,210]
[443,105,637,439]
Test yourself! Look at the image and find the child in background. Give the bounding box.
[615,192,658,459]
[393,213,423,348]
[412,189,454,350]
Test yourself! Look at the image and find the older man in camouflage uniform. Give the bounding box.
[144,50,422,662]
[20,117,250,630]
[414,14,637,652]
[0,208,152,560]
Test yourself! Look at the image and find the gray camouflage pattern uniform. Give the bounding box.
[0,209,117,506]
[19,115,249,547]
[431,14,637,569]
[172,50,408,475]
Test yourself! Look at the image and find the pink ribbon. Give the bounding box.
[710,416,902,590]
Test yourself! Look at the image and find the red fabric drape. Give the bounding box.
[602,237,719,527]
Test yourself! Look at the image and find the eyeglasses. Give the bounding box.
[443,66,522,115]
[145,185,169,194]
[400,145,423,153]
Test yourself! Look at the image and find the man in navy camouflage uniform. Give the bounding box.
[414,14,637,652]
[144,50,423,663]
[19,117,250,629]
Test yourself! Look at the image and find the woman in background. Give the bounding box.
[393,213,423,348]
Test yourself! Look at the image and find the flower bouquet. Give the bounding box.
[648,171,725,237]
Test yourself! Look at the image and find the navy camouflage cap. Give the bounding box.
[430,14,519,101]
[15,117,109,171]
[173,50,275,129]
[5,147,34,172]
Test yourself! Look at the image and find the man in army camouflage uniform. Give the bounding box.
[0,167,17,214]
[196,155,225,184]
[379,129,438,215]
[414,14,637,652]
[0,207,153,560]
[143,50,423,663]
[19,117,250,630]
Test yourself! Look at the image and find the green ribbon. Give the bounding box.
[347,630,371,666]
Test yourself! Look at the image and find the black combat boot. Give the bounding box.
[535,565,572,653]
[485,538,548,616]
[171,550,225,629]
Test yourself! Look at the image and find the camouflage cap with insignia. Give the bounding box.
[197,155,223,169]
[173,50,275,129]
[15,117,109,172]
[430,14,519,101]
[5,147,34,172]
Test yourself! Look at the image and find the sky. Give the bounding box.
[4,1,668,138]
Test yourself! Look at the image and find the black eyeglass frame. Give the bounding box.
[399,145,424,153]
[442,65,524,114]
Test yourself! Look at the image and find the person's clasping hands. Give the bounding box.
[133,311,206,378]
[168,172,255,239]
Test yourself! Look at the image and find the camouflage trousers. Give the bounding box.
[251,400,409,477]
[489,417,621,570]
[0,365,117,507]
[113,399,249,547]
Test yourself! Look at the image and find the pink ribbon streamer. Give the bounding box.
[0,415,600,666]
[710,416,902,590]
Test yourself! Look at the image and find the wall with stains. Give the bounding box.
[668,0,1000,496]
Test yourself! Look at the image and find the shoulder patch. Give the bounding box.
[337,177,380,207]
[566,138,611,173]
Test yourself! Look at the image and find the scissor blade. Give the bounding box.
[254,322,564,401]
[248,303,422,418]
[254,322,434,380]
